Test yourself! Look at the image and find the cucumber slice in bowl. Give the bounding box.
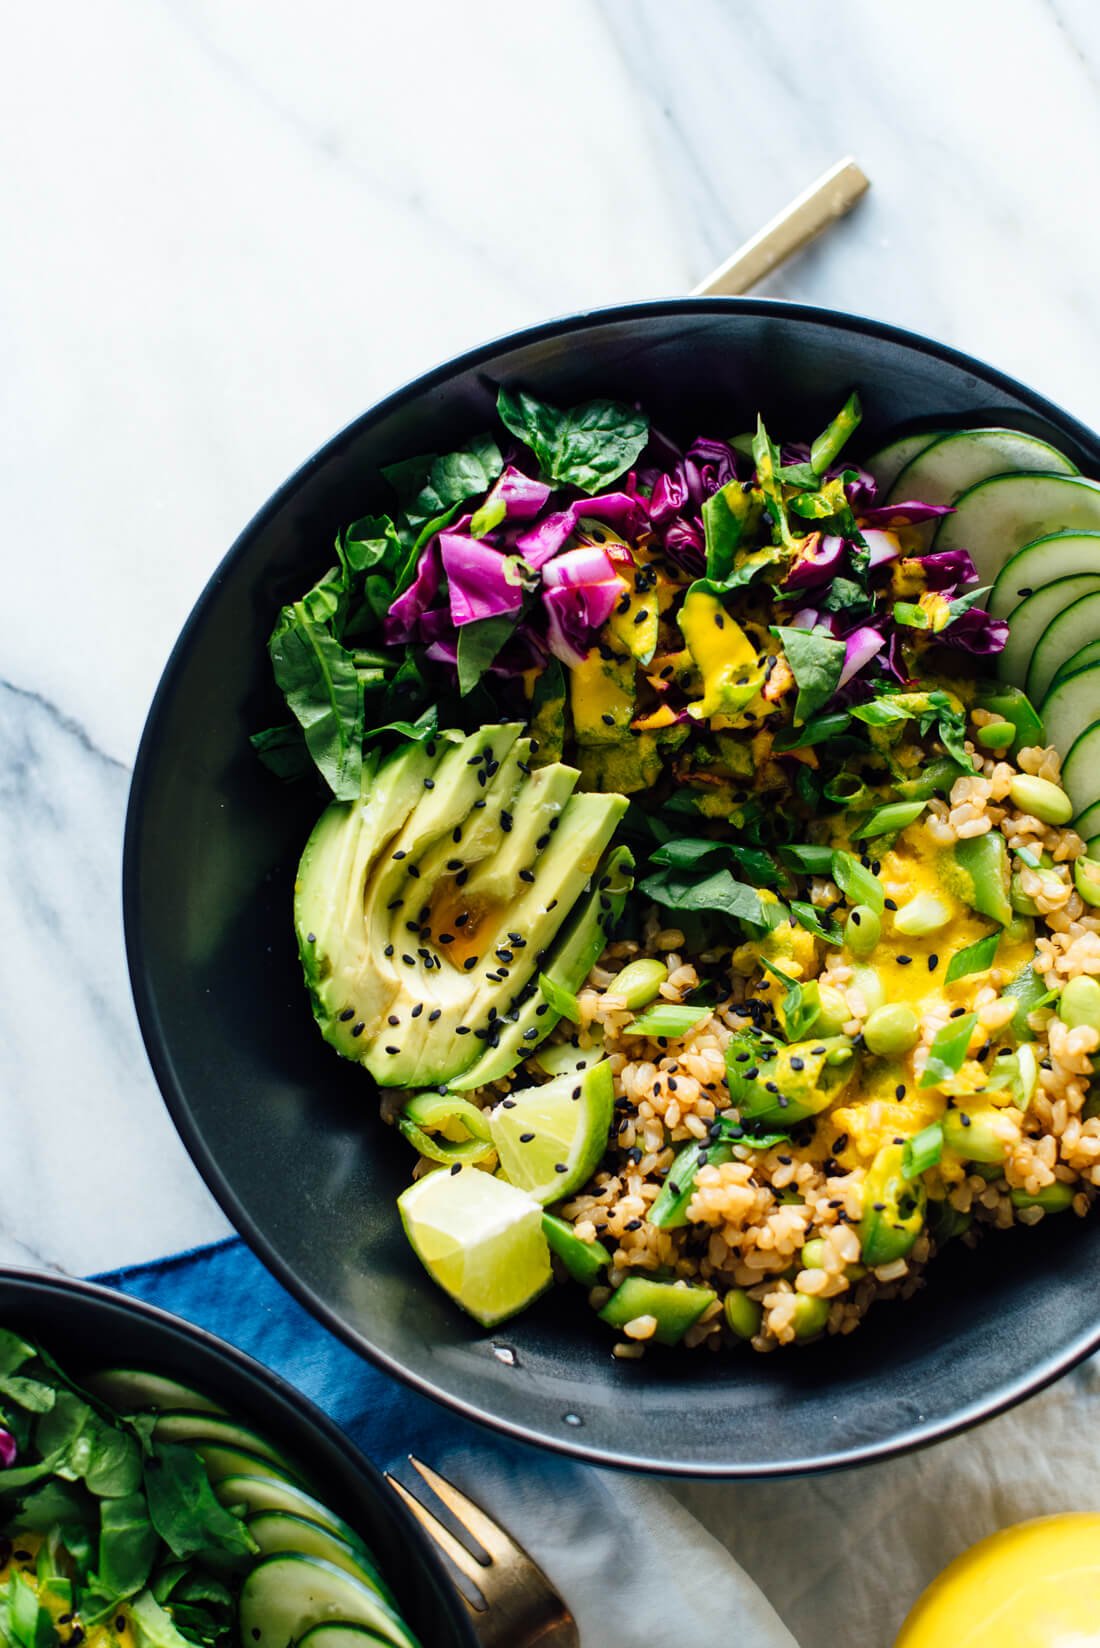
[1050,640,1100,697]
[214,1474,375,1552]
[247,1512,397,1606]
[299,1626,392,1648]
[934,473,1100,586]
[1028,592,1100,703]
[989,531,1100,620]
[238,1553,418,1648]
[864,430,944,493]
[1075,798,1100,842]
[152,1409,298,1474]
[1062,724,1100,819]
[1039,668,1100,811]
[189,1438,301,1486]
[996,574,1100,687]
[888,429,1078,546]
[83,1368,227,1416]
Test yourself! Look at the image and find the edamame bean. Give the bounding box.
[815,984,851,1037]
[724,1288,762,1341]
[1008,773,1074,825]
[800,1239,826,1269]
[609,958,669,1009]
[845,904,881,958]
[863,1003,920,1057]
[1074,856,1100,909]
[893,891,953,937]
[1060,975,1100,1032]
[976,720,1015,750]
[1010,1181,1076,1214]
[791,1293,830,1340]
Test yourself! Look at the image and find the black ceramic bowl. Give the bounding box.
[124,298,1100,1477]
[0,1269,474,1646]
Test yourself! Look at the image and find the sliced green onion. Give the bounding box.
[778,843,836,875]
[538,971,581,1024]
[944,930,1001,985]
[831,849,885,914]
[1015,846,1042,869]
[399,1093,494,1164]
[851,800,927,841]
[627,1003,711,1039]
[894,600,930,629]
[810,391,862,474]
[790,900,843,945]
[920,1013,977,1089]
[902,1123,944,1180]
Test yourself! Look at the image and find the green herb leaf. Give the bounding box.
[771,626,846,724]
[336,514,402,579]
[455,613,519,696]
[143,1445,256,1564]
[97,1491,158,1599]
[639,867,782,929]
[790,900,843,945]
[649,839,727,870]
[831,849,885,914]
[714,1121,794,1149]
[538,972,581,1025]
[361,704,439,745]
[701,485,750,582]
[772,710,852,752]
[626,1004,710,1039]
[778,843,836,876]
[247,725,313,783]
[902,1123,943,1179]
[944,930,1001,984]
[920,1013,977,1088]
[751,416,793,547]
[759,958,820,1041]
[819,577,872,617]
[268,600,364,800]
[497,387,648,494]
[0,1330,35,1377]
[127,1589,195,1648]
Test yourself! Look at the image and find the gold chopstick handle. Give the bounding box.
[692,157,870,298]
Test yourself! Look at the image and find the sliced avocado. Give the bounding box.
[948,833,1013,926]
[294,740,440,1060]
[570,647,635,744]
[448,843,633,1090]
[363,787,629,1088]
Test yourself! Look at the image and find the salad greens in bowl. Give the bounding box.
[125,299,1100,1474]
[0,1272,474,1648]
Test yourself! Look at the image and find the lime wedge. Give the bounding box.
[489,1062,614,1204]
[397,1166,551,1327]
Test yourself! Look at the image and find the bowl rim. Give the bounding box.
[0,1265,478,1644]
[123,294,1100,1477]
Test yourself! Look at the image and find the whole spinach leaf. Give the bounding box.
[268,604,364,800]
[771,625,846,724]
[639,866,784,929]
[143,1446,255,1565]
[456,613,519,697]
[97,1491,158,1598]
[497,387,648,494]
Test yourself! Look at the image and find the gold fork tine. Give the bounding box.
[385,1471,489,1604]
[407,1455,514,1563]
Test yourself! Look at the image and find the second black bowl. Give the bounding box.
[124,298,1100,1475]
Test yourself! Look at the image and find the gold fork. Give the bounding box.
[386,1456,579,1647]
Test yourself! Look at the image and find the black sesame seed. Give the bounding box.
[790,1056,805,1072]
[884,898,898,911]
[897,955,912,966]
[453,826,463,843]
[455,913,469,927]
[384,944,394,958]
[456,868,469,886]
[601,713,616,726]
[896,1084,906,1100]
[385,1045,399,1055]
[456,1025,471,1035]
[463,956,479,970]
[501,810,513,831]
[339,1008,355,1022]
[450,1162,462,1176]
[306,932,316,944]
[351,1023,364,1037]
[520,869,536,882]
[392,849,406,860]
[520,1132,535,1143]
[424,777,435,790]
[535,834,550,850]
[928,953,939,971]
[624,1217,643,1230]
[523,1027,539,1040]
[402,953,415,966]
[554,1162,568,1173]
[387,1014,399,1026]
[429,1009,441,1022]
[411,1003,423,1019]
[446,859,463,871]
[438,933,454,944]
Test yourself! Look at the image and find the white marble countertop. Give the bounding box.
[5,0,1100,1635]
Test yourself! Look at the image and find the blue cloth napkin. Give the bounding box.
[93,1237,797,1648]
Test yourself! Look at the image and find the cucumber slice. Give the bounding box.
[84,1369,226,1416]
[1050,640,1100,697]
[889,429,1077,547]
[989,531,1100,620]
[995,574,1100,687]
[238,1553,417,1648]
[189,1439,300,1486]
[1028,592,1100,703]
[863,431,944,493]
[299,1627,392,1648]
[246,1513,395,1606]
[1039,668,1100,811]
[213,1474,373,1554]
[934,473,1100,586]
[152,1410,296,1474]
[1063,725,1100,819]
[1075,799,1100,841]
